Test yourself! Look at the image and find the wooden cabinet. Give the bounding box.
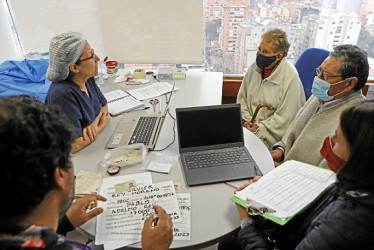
[221,75,243,104]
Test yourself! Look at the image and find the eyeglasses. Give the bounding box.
[316,67,342,81]
[78,49,95,62]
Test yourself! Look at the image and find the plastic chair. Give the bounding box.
[295,48,330,100]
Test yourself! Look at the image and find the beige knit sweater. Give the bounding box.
[237,58,306,149]
[280,91,365,167]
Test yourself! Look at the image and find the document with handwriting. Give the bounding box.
[174,193,191,240]
[235,160,336,220]
[96,180,181,245]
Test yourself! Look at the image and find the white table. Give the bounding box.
[72,71,274,249]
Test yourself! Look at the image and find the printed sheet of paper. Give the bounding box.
[95,172,152,246]
[235,160,336,220]
[75,170,102,197]
[127,82,178,100]
[173,193,191,240]
[104,89,129,102]
[96,180,182,245]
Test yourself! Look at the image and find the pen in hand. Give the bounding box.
[152,197,159,227]
[225,182,239,189]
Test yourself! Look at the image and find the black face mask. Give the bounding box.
[256,52,277,69]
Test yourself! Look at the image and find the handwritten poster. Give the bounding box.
[96,181,182,244]
[174,193,191,240]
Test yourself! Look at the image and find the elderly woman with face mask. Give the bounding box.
[237,29,306,149]
[46,32,110,153]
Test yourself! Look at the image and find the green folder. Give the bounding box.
[230,160,335,226]
[230,195,296,226]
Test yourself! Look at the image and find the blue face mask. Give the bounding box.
[311,76,346,101]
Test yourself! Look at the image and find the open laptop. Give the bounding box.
[105,83,175,149]
[176,104,256,186]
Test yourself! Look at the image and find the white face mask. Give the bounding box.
[311,76,347,101]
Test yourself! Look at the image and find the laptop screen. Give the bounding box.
[176,104,244,152]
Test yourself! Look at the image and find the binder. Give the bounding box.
[231,160,336,226]
[104,89,144,116]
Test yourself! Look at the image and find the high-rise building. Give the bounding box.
[204,0,225,22]
[234,18,302,74]
[300,14,320,52]
[314,11,362,50]
[219,0,251,73]
[234,20,266,73]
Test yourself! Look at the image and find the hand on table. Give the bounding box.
[142,205,173,250]
[66,194,107,228]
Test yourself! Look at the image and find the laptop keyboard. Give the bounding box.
[185,148,251,169]
[129,116,157,145]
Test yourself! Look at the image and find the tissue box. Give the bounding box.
[157,67,173,80]
[133,69,146,79]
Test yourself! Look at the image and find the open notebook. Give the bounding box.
[104,89,144,116]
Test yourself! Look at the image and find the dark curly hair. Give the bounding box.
[337,99,374,189]
[0,95,75,224]
[330,44,369,90]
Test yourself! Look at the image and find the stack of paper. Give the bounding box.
[233,160,336,225]
[127,82,178,101]
[95,173,191,249]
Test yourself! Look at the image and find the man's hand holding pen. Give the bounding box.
[142,205,173,250]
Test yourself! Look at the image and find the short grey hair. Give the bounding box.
[330,44,369,90]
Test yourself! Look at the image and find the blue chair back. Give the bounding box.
[295,48,330,99]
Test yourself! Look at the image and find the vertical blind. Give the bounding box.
[9,0,203,64]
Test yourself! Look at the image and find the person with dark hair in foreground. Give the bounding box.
[220,99,374,249]
[0,95,172,249]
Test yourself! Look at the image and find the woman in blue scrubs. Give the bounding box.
[46,32,110,153]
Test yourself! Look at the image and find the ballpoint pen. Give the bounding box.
[225,182,239,189]
[159,100,162,114]
[153,197,159,227]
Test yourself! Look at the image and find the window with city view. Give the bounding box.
[204,0,374,78]
[4,0,374,78]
